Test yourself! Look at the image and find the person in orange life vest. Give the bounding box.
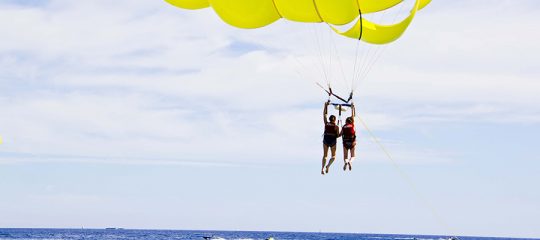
[322,101,340,175]
[340,103,356,171]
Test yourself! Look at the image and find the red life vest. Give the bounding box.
[324,122,338,136]
[342,123,355,139]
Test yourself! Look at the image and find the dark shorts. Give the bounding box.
[323,136,337,147]
[343,136,356,150]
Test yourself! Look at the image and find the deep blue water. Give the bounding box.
[0,229,534,240]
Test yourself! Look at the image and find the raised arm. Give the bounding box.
[323,101,329,124]
[351,103,356,118]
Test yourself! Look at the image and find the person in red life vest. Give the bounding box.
[322,101,340,175]
[340,103,356,171]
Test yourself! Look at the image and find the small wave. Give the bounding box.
[0,239,64,240]
[200,236,226,240]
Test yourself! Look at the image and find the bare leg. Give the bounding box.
[326,145,336,173]
[322,144,329,175]
[343,146,350,170]
[349,142,356,171]
[343,147,348,171]
[331,145,337,160]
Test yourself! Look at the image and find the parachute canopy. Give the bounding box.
[165,0,431,44]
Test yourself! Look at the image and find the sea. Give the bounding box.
[0,229,536,240]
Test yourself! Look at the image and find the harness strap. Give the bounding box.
[338,105,343,127]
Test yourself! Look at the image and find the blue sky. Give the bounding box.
[1,0,539,238]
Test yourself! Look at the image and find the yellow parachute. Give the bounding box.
[165,0,431,44]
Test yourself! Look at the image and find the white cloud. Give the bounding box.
[0,0,539,167]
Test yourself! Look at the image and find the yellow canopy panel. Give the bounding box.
[164,0,431,44]
[333,0,431,44]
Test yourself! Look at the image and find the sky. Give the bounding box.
[0,0,539,238]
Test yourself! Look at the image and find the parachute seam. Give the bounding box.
[311,0,324,22]
[270,0,282,18]
[358,8,363,40]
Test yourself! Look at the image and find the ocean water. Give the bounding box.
[0,229,533,240]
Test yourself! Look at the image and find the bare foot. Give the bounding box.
[348,163,352,171]
[325,165,330,174]
[321,169,325,175]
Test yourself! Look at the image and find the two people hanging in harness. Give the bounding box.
[322,100,357,175]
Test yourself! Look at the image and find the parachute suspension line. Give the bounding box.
[352,4,372,95]
[354,0,405,93]
[328,26,350,94]
[357,4,396,86]
[356,115,455,235]
[251,30,320,98]
[365,1,408,81]
[313,0,335,93]
[291,53,312,79]
[289,39,322,86]
[351,7,364,94]
[356,44,373,87]
[291,56,315,88]
[351,38,361,92]
[312,26,329,87]
[327,28,333,89]
[350,24,362,94]
[316,82,332,102]
[310,0,335,94]
[356,44,388,92]
[314,23,350,101]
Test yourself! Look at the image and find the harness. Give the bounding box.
[324,122,338,137]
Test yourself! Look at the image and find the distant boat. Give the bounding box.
[105,228,124,230]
